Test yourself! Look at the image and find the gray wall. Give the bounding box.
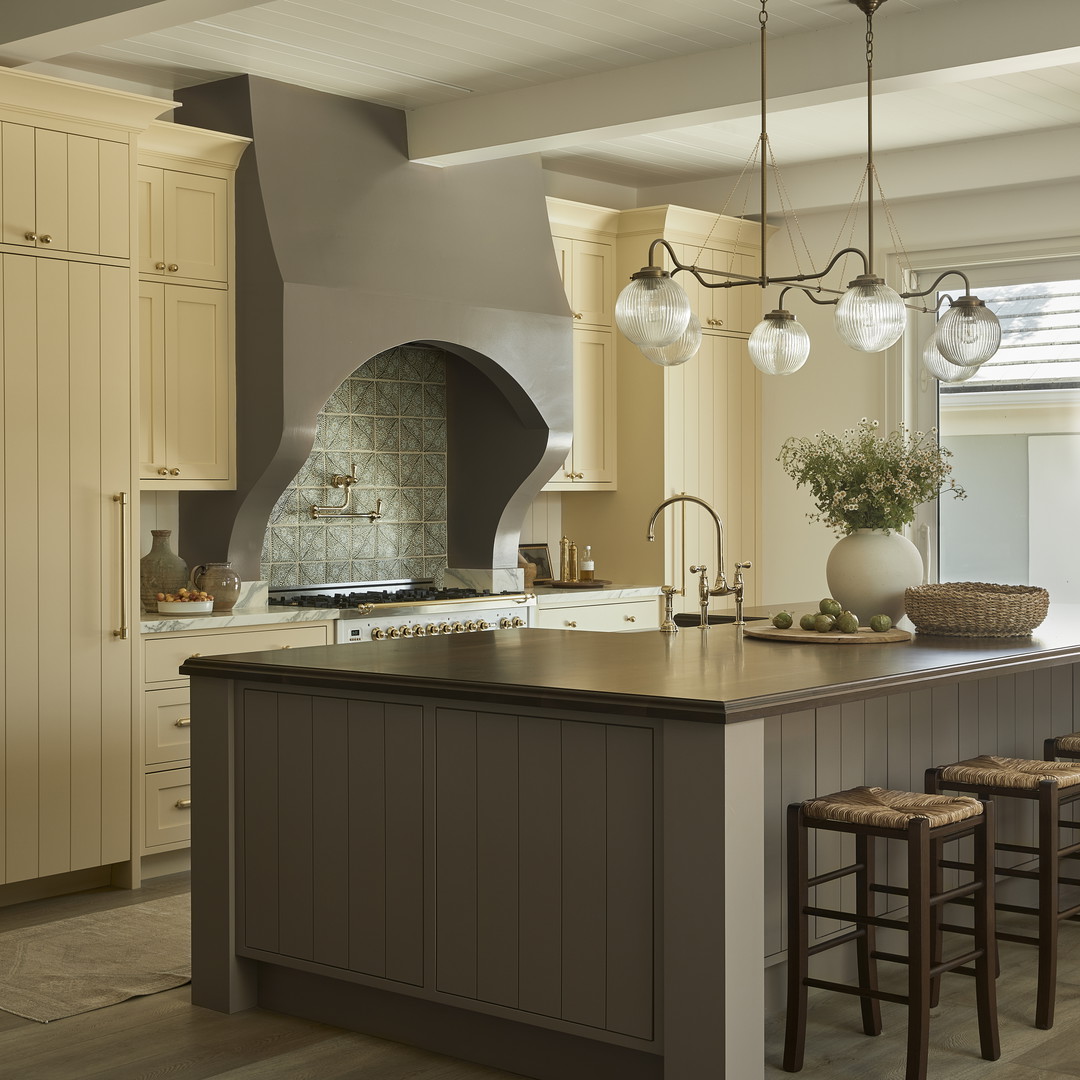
[175,75,571,582]
[939,434,1028,583]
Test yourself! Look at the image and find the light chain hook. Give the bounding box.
[760,0,767,29]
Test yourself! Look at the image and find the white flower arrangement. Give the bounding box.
[777,418,965,536]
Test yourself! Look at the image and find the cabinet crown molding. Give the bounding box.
[546,197,619,237]
[0,66,175,133]
[617,204,774,254]
[140,120,251,170]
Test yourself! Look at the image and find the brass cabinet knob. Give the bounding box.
[565,620,577,628]
[188,653,202,658]
[155,262,167,271]
[168,468,181,476]
[39,234,53,244]
[279,644,291,649]
[572,312,583,319]
[625,615,637,622]
[371,627,386,640]
[573,472,584,479]
[167,263,179,272]
[24,231,38,242]
[158,467,170,476]
[707,317,724,327]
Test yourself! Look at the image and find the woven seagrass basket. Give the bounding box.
[904,582,1049,638]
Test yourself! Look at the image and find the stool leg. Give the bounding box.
[906,819,932,1080]
[929,832,944,1008]
[1036,781,1060,1029]
[784,803,810,1072]
[855,832,882,1036]
[973,802,1001,1060]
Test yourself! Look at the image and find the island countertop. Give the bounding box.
[179,601,1080,724]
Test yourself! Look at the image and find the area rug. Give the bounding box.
[0,893,191,1022]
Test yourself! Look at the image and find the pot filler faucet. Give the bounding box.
[646,494,752,629]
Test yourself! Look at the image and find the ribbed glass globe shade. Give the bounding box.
[640,313,702,367]
[934,300,1001,367]
[615,275,691,349]
[748,314,810,375]
[922,334,978,384]
[834,280,906,353]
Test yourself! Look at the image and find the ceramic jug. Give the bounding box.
[191,561,242,612]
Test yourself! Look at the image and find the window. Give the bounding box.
[911,257,1080,601]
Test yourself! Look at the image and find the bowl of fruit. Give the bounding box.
[156,588,215,614]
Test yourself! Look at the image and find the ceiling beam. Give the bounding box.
[0,0,260,64]
[407,0,1080,167]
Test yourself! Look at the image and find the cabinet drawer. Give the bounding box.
[536,598,659,632]
[144,768,191,850]
[144,623,329,684]
[145,686,191,765]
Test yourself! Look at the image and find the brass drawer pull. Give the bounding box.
[625,615,637,622]
[174,717,191,727]
[566,620,577,628]
[175,798,192,810]
[188,653,202,658]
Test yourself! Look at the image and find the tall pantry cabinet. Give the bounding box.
[0,70,170,891]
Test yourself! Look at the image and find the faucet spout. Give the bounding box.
[646,494,729,594]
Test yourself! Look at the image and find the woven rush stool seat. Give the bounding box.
[927,755,1080,1029]
[785,787,998,1080]
[1046,732,1080,760]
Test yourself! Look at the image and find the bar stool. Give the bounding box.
[785,786,999,1080]
[1045,732,1080,762]
[926,755,1080,1029]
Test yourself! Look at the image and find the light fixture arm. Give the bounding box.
[900,269,973,302]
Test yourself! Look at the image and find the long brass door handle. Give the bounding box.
[112,493,128,639]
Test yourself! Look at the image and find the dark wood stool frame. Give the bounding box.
[784,801,999,1080]
[1046,735,1080,762]
[927,764,1080,1029]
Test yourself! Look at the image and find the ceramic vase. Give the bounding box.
[191,561,242,612]
[825,528,924,625]
[140,529,189,612]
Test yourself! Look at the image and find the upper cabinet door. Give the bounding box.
[140,166,228,283]
[1,121,129,259]
[552,234,613,329]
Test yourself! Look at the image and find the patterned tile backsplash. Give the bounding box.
[261,345,448,587]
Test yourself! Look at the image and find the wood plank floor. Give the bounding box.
[4,873,1080,1078]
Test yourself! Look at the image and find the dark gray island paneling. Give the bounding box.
[184,606,1080,1080]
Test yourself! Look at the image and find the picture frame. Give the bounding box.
[518,543,553,583]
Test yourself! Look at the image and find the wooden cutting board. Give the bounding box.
[743,624,912,644]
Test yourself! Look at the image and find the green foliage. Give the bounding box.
[777,419,965,536]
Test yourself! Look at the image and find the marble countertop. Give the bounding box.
[532,583,660,603]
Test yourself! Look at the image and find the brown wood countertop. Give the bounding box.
[180,603,1080,724]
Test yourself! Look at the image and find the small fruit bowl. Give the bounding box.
[156,588,215,615]
[157,599,214,614]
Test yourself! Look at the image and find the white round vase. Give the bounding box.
[825,528,924,624]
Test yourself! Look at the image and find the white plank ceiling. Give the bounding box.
[6,0,1080,191]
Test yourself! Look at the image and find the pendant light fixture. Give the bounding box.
[614,0,1001,375]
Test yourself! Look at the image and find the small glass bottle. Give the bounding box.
[580,545,595,582]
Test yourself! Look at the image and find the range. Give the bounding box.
[268,582,535,643]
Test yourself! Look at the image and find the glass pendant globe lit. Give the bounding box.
[614,269,691,349]
[921,333,978,384]
[934,296,1001,367]
[640,313,702,367]
[833,275,907,353]
[748,310,810,375]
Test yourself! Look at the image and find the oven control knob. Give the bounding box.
[499,617,513,629]
[464,620,478,632]
[386,626,401,638]
[511,616,526,628]
[371,627,386,640]
[426,623,440,636]
[477,620,491,631]
[439,622,453,635]
[413,624,426,636]
[399,624,414,637]
[452,622,466,633]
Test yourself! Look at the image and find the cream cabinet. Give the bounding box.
[545,199,620,492]
[140,281,230,483]
[137,165,228,283]
[139,621,332,857]
[0,120,130,260]
[137,122,248,490]
[534,594,660,632]
[562,205,766,616]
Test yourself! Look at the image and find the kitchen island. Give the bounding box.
[183,605,1080,1080]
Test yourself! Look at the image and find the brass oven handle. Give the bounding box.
[112,493,128,639]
